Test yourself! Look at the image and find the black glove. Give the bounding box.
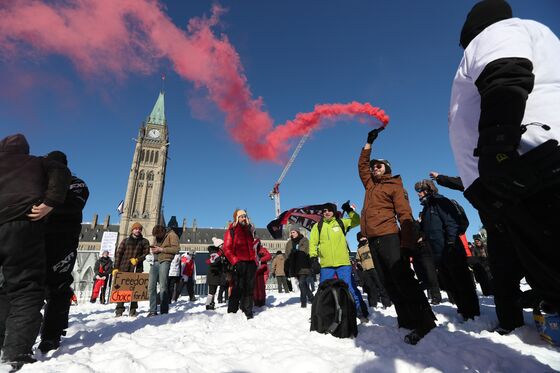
[340,200,353,214]
[366,128,384,144]
[310,257,321,275]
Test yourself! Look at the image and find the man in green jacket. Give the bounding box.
[309,202,364,317]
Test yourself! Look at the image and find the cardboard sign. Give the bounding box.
[100,232,119,258]
[109,272,149,303]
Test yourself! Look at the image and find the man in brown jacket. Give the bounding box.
[359,128,436,345]
[271,251,289,293]
[112,222,150,317]
[147,225,180,316]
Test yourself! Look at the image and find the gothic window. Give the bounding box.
[139,171,145,180]
[155,151,159,164]
[141,150,145,162]
[149,150,154,163]
[147,172,154,181]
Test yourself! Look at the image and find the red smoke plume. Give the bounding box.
[0,1,388,162]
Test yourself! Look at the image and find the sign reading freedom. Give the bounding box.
[109,272,149,303]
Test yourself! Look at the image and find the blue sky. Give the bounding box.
[1,0,559,248]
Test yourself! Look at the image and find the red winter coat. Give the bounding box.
[223,223,256,266]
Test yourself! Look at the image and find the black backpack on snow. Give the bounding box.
[310,279,358,338]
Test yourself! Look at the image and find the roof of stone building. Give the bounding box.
[79,224,120,242]
[79,224,287,243]
[172,227,286,245]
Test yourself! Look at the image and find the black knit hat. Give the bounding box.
[323,203,337,213]
[356,232,366,241]
[460,0,512,49]
[46,150,68,166]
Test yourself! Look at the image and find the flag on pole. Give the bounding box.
[116,200,124,215]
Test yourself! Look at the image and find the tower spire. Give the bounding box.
[147,89,166,126]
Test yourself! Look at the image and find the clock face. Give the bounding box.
[148,129,161,139]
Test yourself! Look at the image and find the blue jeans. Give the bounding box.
[149,261,171,314]
[320,266,362,314]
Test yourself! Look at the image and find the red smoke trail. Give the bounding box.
[0,1,388,162]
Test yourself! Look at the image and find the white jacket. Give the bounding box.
[449,18,560,189]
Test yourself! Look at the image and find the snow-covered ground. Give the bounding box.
[3,286,559,373]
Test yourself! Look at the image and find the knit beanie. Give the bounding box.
[46,150,68,166]
[460,0,512,49]
[130,222,143,233]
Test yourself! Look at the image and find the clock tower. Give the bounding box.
[118,90,169,243]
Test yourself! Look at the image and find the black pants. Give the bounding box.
[41,232,78,342]
[467,256,494,296]
[0,220,46,360]
[174,277,195,301]
[432,239,480,319]
[368,234,435,330]
[228,261,256,316]
[411,244,441,297]
[360,268,391,308]
[297,274,314,306]
[276,276,289,293]
[482,215,525,330]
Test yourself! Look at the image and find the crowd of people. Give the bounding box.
[1,0,559,370]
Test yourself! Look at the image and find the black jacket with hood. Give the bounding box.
[0,134,71,225]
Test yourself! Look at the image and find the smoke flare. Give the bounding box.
[0,1,389,162]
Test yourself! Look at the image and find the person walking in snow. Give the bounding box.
[147,225,180,316]
[359,128,436,345]
[176,252,197,302]
[39,150,89,354]
[415,179,480,321]
[309,202,367,320]
[284,227,314,307]
[205,243,225,310]
[449,0,560,331]
[112,222,150,317]
[0,134,70,370]
[271,251,289,293]
[223,209,258,319]
[90,250,113,304]
[355,232,391,309]
[253,240,272,308]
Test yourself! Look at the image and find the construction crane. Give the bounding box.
[269,131,311,217]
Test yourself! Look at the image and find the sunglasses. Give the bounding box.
[373,163,384,169]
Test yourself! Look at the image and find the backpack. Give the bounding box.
[450,199,469,234]
[310,279,358,338]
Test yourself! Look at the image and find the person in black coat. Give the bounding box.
[91,250,113,304]
[39,151,89,354]
[0,134,70,369]
[205,245,225,310]
[415,179,480,321]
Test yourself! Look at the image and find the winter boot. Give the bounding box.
[38,339,60,354]
[429,288,442,305]
[206,302,215,310]
[2,354,37,372]
[404,318,436,345]
[129,309,137,317]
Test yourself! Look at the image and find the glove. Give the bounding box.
[366,128,384,144]
[310,257,321,275]
[340,200,353,214]
[130,257,138,266]
[112,269,119,277]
